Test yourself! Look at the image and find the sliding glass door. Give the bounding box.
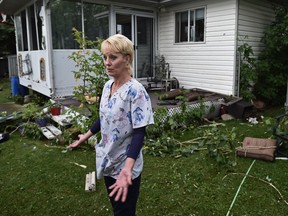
[116,13,154,79]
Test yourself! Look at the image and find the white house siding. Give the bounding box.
[238,0,275,57]
[52,50,82,97]
[158,0,238,95]
[235,0,275,95]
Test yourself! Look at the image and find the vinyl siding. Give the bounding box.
[158,0,238,95]
[235,0,275,95]
[238,0,275,56]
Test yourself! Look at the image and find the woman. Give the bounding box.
[69,34,154,216]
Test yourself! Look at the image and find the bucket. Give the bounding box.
[11,76,20,96]
[11,76,29,96]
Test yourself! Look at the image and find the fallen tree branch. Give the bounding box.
[223,172,288,206]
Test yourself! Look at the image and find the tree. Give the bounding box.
[0,16,16,56]
[253,6,288,105]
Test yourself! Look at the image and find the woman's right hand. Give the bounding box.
[68,134,84,148]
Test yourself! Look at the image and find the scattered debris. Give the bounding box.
[221,114,234,121]
[85,171,96,192]
[223,172,288,206]
[0,133,9,143]
[70,162,87,169]
[41,124,62,139]
[252,99,266,110]
[275,157,288,160]
[248,117,258,124]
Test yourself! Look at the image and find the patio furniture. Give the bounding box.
[236,137,277,161]
[147,55,179,91]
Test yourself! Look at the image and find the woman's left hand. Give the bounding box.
[109,168,132,202]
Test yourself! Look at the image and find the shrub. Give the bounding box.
[253,6,288,105]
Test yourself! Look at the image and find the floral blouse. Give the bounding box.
[95,78,154,179]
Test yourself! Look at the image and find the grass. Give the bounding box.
[0,77,14,104]
[1,77,288,215]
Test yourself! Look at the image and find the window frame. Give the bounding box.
[175,6,206,44]
[50,0,109,49]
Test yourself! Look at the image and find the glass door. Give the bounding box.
[116,14,153,79]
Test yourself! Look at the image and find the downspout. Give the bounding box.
[45,0,55,97]
[234,0,240,97]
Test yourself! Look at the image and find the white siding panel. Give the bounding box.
[235,0,276,95]
[238,0,275,56]
[158,0,238,95]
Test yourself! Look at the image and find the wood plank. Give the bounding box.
[46,124,62,136]
[40,127,55,139]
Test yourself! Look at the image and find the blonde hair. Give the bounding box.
[101,34,134,74]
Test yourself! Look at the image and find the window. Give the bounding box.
[36,0,45,50]
[15,10,28,51]
[83,2,109,42]
[28,5,38,50]
[15,0,45,51]
[175,7,205,43]
[51,0,109,49]
[51,0,82,49]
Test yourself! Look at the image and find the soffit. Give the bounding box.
[1,0,287,15]
[0,0,192,15]
[0,0,31,15]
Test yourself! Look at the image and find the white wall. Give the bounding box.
[18,50,52,97]
[158,0,238,95]
[238,0,275,56]
[52,50,82,98]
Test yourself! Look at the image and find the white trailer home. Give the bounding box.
[0,0,282,98]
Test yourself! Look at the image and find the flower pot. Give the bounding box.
[50,107,61,116]
[35,118,47,127]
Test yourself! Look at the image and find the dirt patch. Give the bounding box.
[0,102,24,115]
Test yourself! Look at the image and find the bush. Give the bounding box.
[253,6,288,105]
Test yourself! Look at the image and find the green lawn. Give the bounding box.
[1,77,288,215]
[1,132,288,215]
[0,77,13,104]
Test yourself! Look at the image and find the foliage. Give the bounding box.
[145,107,170,139]
[238,40,257,101]
[146,97,206,140]
[145,98,237,166]
[144,134,200,158]
[253,6,288,104]
[68,28,109,129]
[45,100,62,109]
[263,113,288,146]
[22,103,45,120]
[171,96,206,128]
[18,103,46,139]
[0,18,16,55]
[19,122,43,140]
[29,91,50,106]
[198,126,237,166]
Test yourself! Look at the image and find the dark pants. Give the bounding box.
[104,175,141,216]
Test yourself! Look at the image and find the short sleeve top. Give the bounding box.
[96,78,154,179]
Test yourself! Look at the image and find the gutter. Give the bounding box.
[234,0,240,97]
[45,2,55,97]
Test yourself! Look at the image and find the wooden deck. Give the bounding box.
[52,88,241,122]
